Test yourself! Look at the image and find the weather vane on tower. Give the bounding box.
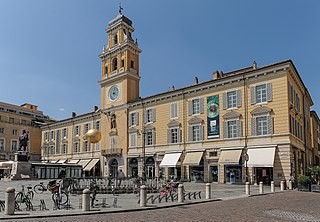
[119,2,123,15]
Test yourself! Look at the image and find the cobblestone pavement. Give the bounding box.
[1,191,320,222]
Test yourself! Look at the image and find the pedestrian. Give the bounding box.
[290,174,295,189]
[118,169,125,186]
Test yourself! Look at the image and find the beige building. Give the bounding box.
[42,11,316,185]
[310,111,320,166]
[0,102,51,163]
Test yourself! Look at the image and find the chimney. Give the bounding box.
[94,106,99,112]
[72,112,76,118]
[253,61,257,69]
[194,76,199,85]
[172,85,175,91]
[212,70,219,80]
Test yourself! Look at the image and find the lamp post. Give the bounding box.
[244,148,249,183]
[142,129,146,185]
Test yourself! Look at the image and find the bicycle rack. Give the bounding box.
[39,199,49,211]
[112,198,118,208]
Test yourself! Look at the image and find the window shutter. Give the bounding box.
[135,112,139,125]
[200,125,204,141]
[167,129,171,144]
[178,129,182,142]
[152,130,156,145]
[267,116,273,134]
[199,98,204,114]
[236,120,242,137]
[223,121,228,138]
[144,132,147,146]
[237,90,242,108]
[152,109,156,122]
[144,111,147,124]
[251,117,256,136]
[188,100,193,116]
[250,86,256,105]
[288,83,292,103]
[188,126,192,142]
[267,83,273,102]
[128,114,132,127]
[223,92,227,110]
[170,103,173,119]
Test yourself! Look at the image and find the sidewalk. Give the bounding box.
[0,180,283,220]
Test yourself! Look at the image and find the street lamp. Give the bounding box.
[244,148,249,183]
[141,129,146,185]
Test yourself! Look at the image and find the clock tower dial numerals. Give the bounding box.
[109,85,120,101]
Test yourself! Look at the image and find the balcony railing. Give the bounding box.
[101,148,123,157]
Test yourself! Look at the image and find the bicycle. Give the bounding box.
[34,182,50,194]
[15,184,34,203]
[132,177,142,197]
[159,180,179,196]
[50,180,69,209]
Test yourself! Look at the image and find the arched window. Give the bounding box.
[114,34,118,45]
[105,65,108,74]
[112,58,118,71]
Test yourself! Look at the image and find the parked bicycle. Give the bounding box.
[133,177,142,196]
[49,180,69,209]
[34,181,50,194]
[15,184,34,203]
[159,179,179,196]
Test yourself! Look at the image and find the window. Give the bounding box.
[145,109,155,123]
[227,120,237,138]
[209,151,218,157]
[112,58,118,71]
[110,136,116,150]
[75,125,80,136]
[188,124,204,142]
[256,84,267,104]
[168,128,179,144]
[145,130,154,146]
[95,121,100,131]
[12,129,18,136]
[105,65,108,74]
[62,128,68,138]
[12,140,18,152]
[227,91,237,109]
[0,128,4,134]
[83,141,89,152]
[251,83,272,105]
[113,34,118,45]
[256,116,268,135]
[50,131,55,140]
[129,132,137,147]
[192,125,201,141]
[131,60,134,69]
[0,139,4,151]
[170,103,178,119]
[290,115,295,135]
[74,142,80,153]
[129,112,139,126]
[9,117,14,124]
[295,93,300,112]
[189,98,204,115]
[50,146,54,155]
[84,123,90,134]
[62,144,68,154]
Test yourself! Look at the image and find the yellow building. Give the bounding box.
[42,11,316,185]
[310,111,320,165]
[0,102,51,163]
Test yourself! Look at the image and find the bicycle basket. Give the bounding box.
[49,185,59,193]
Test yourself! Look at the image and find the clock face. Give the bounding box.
[109,85,120,101]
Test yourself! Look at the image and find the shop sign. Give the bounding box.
[207,95,220,139]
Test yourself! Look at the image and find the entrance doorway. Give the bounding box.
[256,167,273,185]
[109,159,118,177]
[145,157,155,179]
[210,166,218,182]
[129,158,138,177]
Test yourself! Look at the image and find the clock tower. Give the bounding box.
[99,9,142,109]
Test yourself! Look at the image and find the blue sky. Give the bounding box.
[0,0,319,120]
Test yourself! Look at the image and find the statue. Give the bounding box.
[111,113,117,129]
[19,129,29,152]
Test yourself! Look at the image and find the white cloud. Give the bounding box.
[59,108,65,112]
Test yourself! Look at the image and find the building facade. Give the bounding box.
[310,111,320,166]
[0,102,51,162]
[42,11,316,185]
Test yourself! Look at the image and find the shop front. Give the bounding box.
[159,152,182,180]
[218,149,243,184]
[128,158,138,177]
[183,151,205,182]
[247,147,276,185]
[145,157,155,178]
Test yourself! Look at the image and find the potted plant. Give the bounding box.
[297,174,311,191]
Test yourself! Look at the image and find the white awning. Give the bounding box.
[78,159,91,168]
[68,159,80,164]
[247,147,276,167]
[183,152,204,166]
[218,150,243,165]
[57,159,67,164]
[160,153,182,167]
[83,159,100,171]
[50,160,57,163]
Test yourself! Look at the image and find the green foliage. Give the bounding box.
[297,174,311,185]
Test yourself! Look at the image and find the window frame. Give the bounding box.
[256,116,268,136]
[227,91,237,109]
[255,84,267,104]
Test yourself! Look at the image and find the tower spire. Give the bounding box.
[118,3,123,15]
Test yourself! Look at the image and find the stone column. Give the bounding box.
[259,181,264,194]
[5,187,15,215]
[178,184,184,203]
[140,185,147,207]
[82,188,91,211]
[271,181,275,193]
[206,183,211,199]
[245,182,250,195]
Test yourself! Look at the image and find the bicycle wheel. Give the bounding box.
[15,192,23,203]
[27,191,34,200]
[34,185,44,194]
[59,191,69,205]
[52,193,60,209]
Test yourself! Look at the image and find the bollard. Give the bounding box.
[259,181,264,194]
[245,182,250,195]
[178,184,184,203]
[288,180,292,190]
[5,187,15,215]
[205,183,211,199]
[280,180,284,191]
[140,185,146,207]
[271,181,275,193]
[82,188,91,211]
